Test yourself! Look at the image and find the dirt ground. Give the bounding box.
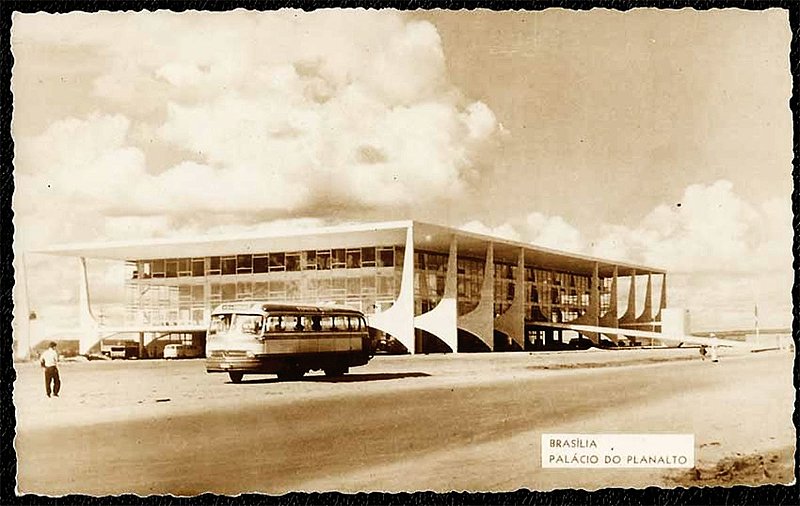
[13,347,797,493]
[667,446,795,488]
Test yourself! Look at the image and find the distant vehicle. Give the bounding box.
[374,336,408,354]
[205,301,377,383]
[598,338,618,348]
[568,337,594,350]
[163,343,203,360]
[100,342,139,359]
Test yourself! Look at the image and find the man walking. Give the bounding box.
[40,341,61,398]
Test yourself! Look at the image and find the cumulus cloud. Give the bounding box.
[460,180,792,329]
[459,220,521,241]
[586,180,792,275]
[10,12,792,333]
[12,10,504,331]
[15,10,501,222]
[525,212,585,253]
[460,212,585,253]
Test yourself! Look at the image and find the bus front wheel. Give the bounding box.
[228,371,244,383]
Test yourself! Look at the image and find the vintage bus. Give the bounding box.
[205,301,377,383]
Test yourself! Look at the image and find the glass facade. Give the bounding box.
[125,243,612,327]
[525,268,596,323]
[125,246,403,326]
[411,249,603,323]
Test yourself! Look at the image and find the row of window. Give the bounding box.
[133,247,400,279]
[209,313,366,336]
[131,277,597,313]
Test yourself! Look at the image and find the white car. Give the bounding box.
[164,344,202,359]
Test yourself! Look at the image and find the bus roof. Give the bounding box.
[211,301,365,316]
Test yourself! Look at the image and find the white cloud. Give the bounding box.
[459,220,521,241]
[12,11,506,329]
[525,212,584,253]
[591,180,792,275]
[637,180,760,272]
[462,102,497,140]
[10,12,791,333]
[15,11,500,216]
[462,180,792,329]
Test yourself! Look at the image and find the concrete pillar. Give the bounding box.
[78,257,100,355]
[600,265,619,341]
[368,226,416,354]
[654,273,667,323]
[415,236,458,353]
[458,242,495,350]
[636,273,653,328]
[619,270,637,326]
[494,248,525,351]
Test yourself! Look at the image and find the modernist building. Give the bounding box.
[39,220,667,355]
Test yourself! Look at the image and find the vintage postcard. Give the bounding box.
[9,6,796,497]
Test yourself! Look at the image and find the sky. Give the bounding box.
[10,8,794,336]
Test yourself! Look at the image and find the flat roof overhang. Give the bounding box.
[35,220,664,277]
[35,220,413,262]
[414,222,664,277]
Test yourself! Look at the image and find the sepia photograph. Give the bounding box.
[7,5,796,497]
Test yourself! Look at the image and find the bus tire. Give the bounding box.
[228,371,244,383]
[324,366,348,377]
[277,368,305,381]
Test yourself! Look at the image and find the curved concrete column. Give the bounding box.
[458,242,494,351]
[654,273,667,323]
[414,236,458,353]
[494,247,525,350]
[78,257,100,354]
[636,273,653,324]
[368,226,416,354]
[619,270,637,325]
[599,266,619,341]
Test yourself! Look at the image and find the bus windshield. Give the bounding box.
[209,314,232,336]
[232,314,264,335]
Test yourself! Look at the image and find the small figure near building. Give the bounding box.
[39,341,61,398]
[699,344,707,360]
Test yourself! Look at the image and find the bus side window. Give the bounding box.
[267,316,284,332]
[310,315,322,331]
[320,316,337,331]
[331,315,346,331]
[348,316,361,331]
[292,316,304,331]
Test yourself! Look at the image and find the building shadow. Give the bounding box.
[234,371,431,384]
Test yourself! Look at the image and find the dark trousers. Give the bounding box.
[44,366,60,397]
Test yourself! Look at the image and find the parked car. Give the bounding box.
[374,337,409,355]
[567,337,594,350]
[598,338,618,348]
[163,344,203,359]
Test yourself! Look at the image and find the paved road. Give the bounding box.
[15,351,794,494]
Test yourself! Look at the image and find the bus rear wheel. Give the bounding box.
[324,366,348,377]
[277,368,305,381]
[228,371,244,383]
